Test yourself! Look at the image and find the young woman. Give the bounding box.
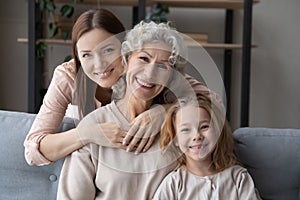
[153,93,261,199]
[57,21,205,200]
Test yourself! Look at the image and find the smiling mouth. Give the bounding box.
[189,144,203,150]
[135,77,155,89]
[93,67,114,79]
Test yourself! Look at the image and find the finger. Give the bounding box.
[134,138,148,154]
[126,135,142,152]
[126,125,145,149]
[142,127,154,140]
[142,136,157,153]
[123,124,139,145]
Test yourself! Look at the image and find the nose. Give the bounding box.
[94,54,108,71]
[193,131,204,141]
[143,63,157,79]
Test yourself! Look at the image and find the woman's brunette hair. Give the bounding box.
[71,9,125,119]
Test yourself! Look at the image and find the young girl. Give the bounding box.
[154,93,261,199]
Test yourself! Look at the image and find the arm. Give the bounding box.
[24,61,125,165]
[57,144,97,200]
[152,173,177,199]
[236,168,262,200]
[24,61,77,165]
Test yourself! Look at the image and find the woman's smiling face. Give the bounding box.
[77,28,123,88]
[125,42,173,101]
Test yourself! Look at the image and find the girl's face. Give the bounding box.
[125,42,173,101]
[77,28,123,88]
[175,105,219,165]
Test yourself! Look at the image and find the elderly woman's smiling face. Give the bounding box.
[125,41,173,101]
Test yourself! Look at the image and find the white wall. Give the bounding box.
[250,0,300,128]
[0,0,299,129]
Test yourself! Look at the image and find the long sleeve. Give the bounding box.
[57,144,97,200]
[236,169,262,200]
[152,172,177,199]
[24,60,76,166]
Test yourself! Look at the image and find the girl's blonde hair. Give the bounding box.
[160,92,238,171]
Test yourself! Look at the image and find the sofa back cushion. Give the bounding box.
[0,110,75,200]
[233,127,300,200]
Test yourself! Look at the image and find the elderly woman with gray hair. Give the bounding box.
[57,21,212,200]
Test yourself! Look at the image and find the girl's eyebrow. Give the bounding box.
[179,119,210,127]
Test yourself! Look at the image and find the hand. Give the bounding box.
[123,105,166,154]
[77,122,126,150]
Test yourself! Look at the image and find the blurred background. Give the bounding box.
[0,0,299,130]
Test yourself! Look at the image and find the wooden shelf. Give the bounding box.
[151,0,260,9]
[18,38,72,45]
[54,0,259,9]
[54,0,140,6]
[18,37,256,49]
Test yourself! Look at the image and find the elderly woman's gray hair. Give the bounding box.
[121,21,187,74]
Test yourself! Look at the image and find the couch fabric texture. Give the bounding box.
[0,110,75,200]
[233,127,300,200]
[0,110,299,199]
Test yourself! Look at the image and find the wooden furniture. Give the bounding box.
[27,0,258,126]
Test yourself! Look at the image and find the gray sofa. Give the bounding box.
[0,110,299,200]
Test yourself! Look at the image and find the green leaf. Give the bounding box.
[49,22,58,38]
[46,1,55,14]
[62,31,71,40]
[39,0,46,11]
[60,5,74,18]
[36,42,47,59]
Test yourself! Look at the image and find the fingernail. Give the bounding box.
[126,147,130,152]
[134,151,139,155]
[122,140,126,145]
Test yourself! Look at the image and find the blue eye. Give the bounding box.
[156,63,168,70]
[180,128,190,133]
[200,124,209,130]
[103,48,114,54]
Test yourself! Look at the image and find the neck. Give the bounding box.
[117,89,153,122]
[185,157,217,177]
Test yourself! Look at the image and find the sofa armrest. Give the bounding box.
[233,127,300,200]
[0,110,75,200]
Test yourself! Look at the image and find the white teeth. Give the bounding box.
[136,78,154,88]
[93,68,113,77]
[94,72,107,76]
